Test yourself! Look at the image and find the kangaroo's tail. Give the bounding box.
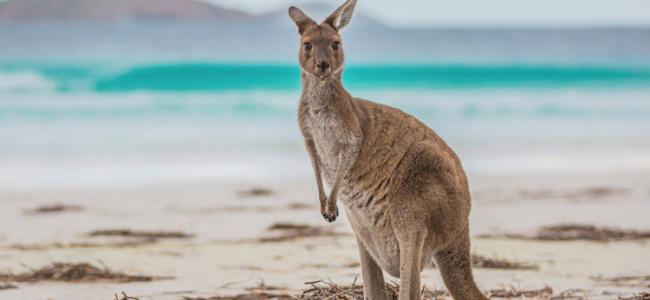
[433,227,489,300]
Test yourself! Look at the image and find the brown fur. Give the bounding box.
[289,1,489,299]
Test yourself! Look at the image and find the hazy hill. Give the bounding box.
[260,3,387,30]
[0,0,252,21]
[0,0,648,63]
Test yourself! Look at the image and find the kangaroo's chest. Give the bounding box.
[305,107,350,182]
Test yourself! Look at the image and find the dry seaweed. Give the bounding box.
[299,279,365,299]
[260,223,343,242]
[550,289,588,299]
[182,281,292,299]
[619,292,650,300]
[300,279,447,300]
[487,286,553,298]
[428,255,538,270]
[481,224,650,242]
[268,223,312,231]
[9,240,156,250]
[592,275,650,287]
[519,187,628,201]
[180,279,447,300]
[471,255,538,270]
[182,288,293,300]
[0,262,163,283]
[88,229,193,240]
[115,291,141,300]
[536,225,650,241]
[244,282,289,293]
[183,294,292,300]
[177,281,622,300]
[25,204,83,215]
[287,203,315,210]
[0,283,17,290]
[238,188,274,198]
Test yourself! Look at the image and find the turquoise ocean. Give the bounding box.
[2,61,650,188]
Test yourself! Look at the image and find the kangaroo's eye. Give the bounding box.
[303,42,312,51]
[332,41,341,51]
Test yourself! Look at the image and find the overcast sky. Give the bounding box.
[208,0,650,27]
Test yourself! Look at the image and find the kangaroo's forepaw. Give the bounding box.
[321,204,338,223]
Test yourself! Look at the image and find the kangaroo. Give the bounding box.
[289,1,489,299]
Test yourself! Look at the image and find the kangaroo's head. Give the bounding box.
[288,0,357,80]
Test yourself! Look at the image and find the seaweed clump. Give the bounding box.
[260,223,343,242]
[0,262,162,283]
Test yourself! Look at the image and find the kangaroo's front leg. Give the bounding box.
[303,138,328,211]
[323,140,360,222]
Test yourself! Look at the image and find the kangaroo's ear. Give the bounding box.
[289,6,316,34]
[323,0,357,31]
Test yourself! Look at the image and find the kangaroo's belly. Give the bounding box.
[341,185,432,278]
[344,204,401,277]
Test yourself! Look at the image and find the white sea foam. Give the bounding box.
[0,71,57,92]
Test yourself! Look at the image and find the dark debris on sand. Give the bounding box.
[535,225,650,241]
[9,240,158,250]
[182,282,293,300]
[185,281,573,300]
[260,223,344,243]
[301,279,447,300]
[0,262,163,283]
[471,255,538,270]
[287,203,315,210]
[427,255,538,270]
[0,283,17,290]
[182,279,448,300]
[268,223,312,231]
[115,291,141,300]
[619,292,650,300]
[551,288,589,299]
[183,294,293,300]
[481,224,650,242]
[88,229,193,241]
[592,275,650,287]
[486,286,553,298]
[123,282,636,300]
[25,204,83,215]
[238,187,274,198]
[518,187,629,201]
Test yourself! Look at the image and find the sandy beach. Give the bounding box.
[2,2,650,298]
[1,170,649,300]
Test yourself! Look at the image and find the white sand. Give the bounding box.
[1,171,649,299]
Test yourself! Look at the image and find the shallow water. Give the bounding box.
[1,62,650,189]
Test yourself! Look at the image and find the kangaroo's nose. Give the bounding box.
[317,61,330,72]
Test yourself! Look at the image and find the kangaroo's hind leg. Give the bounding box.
[434,227,489,300]
[396,228,426,300]
[356,238,389,300]
[391,197,428,300]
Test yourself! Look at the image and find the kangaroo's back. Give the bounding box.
[349,97,465,185]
